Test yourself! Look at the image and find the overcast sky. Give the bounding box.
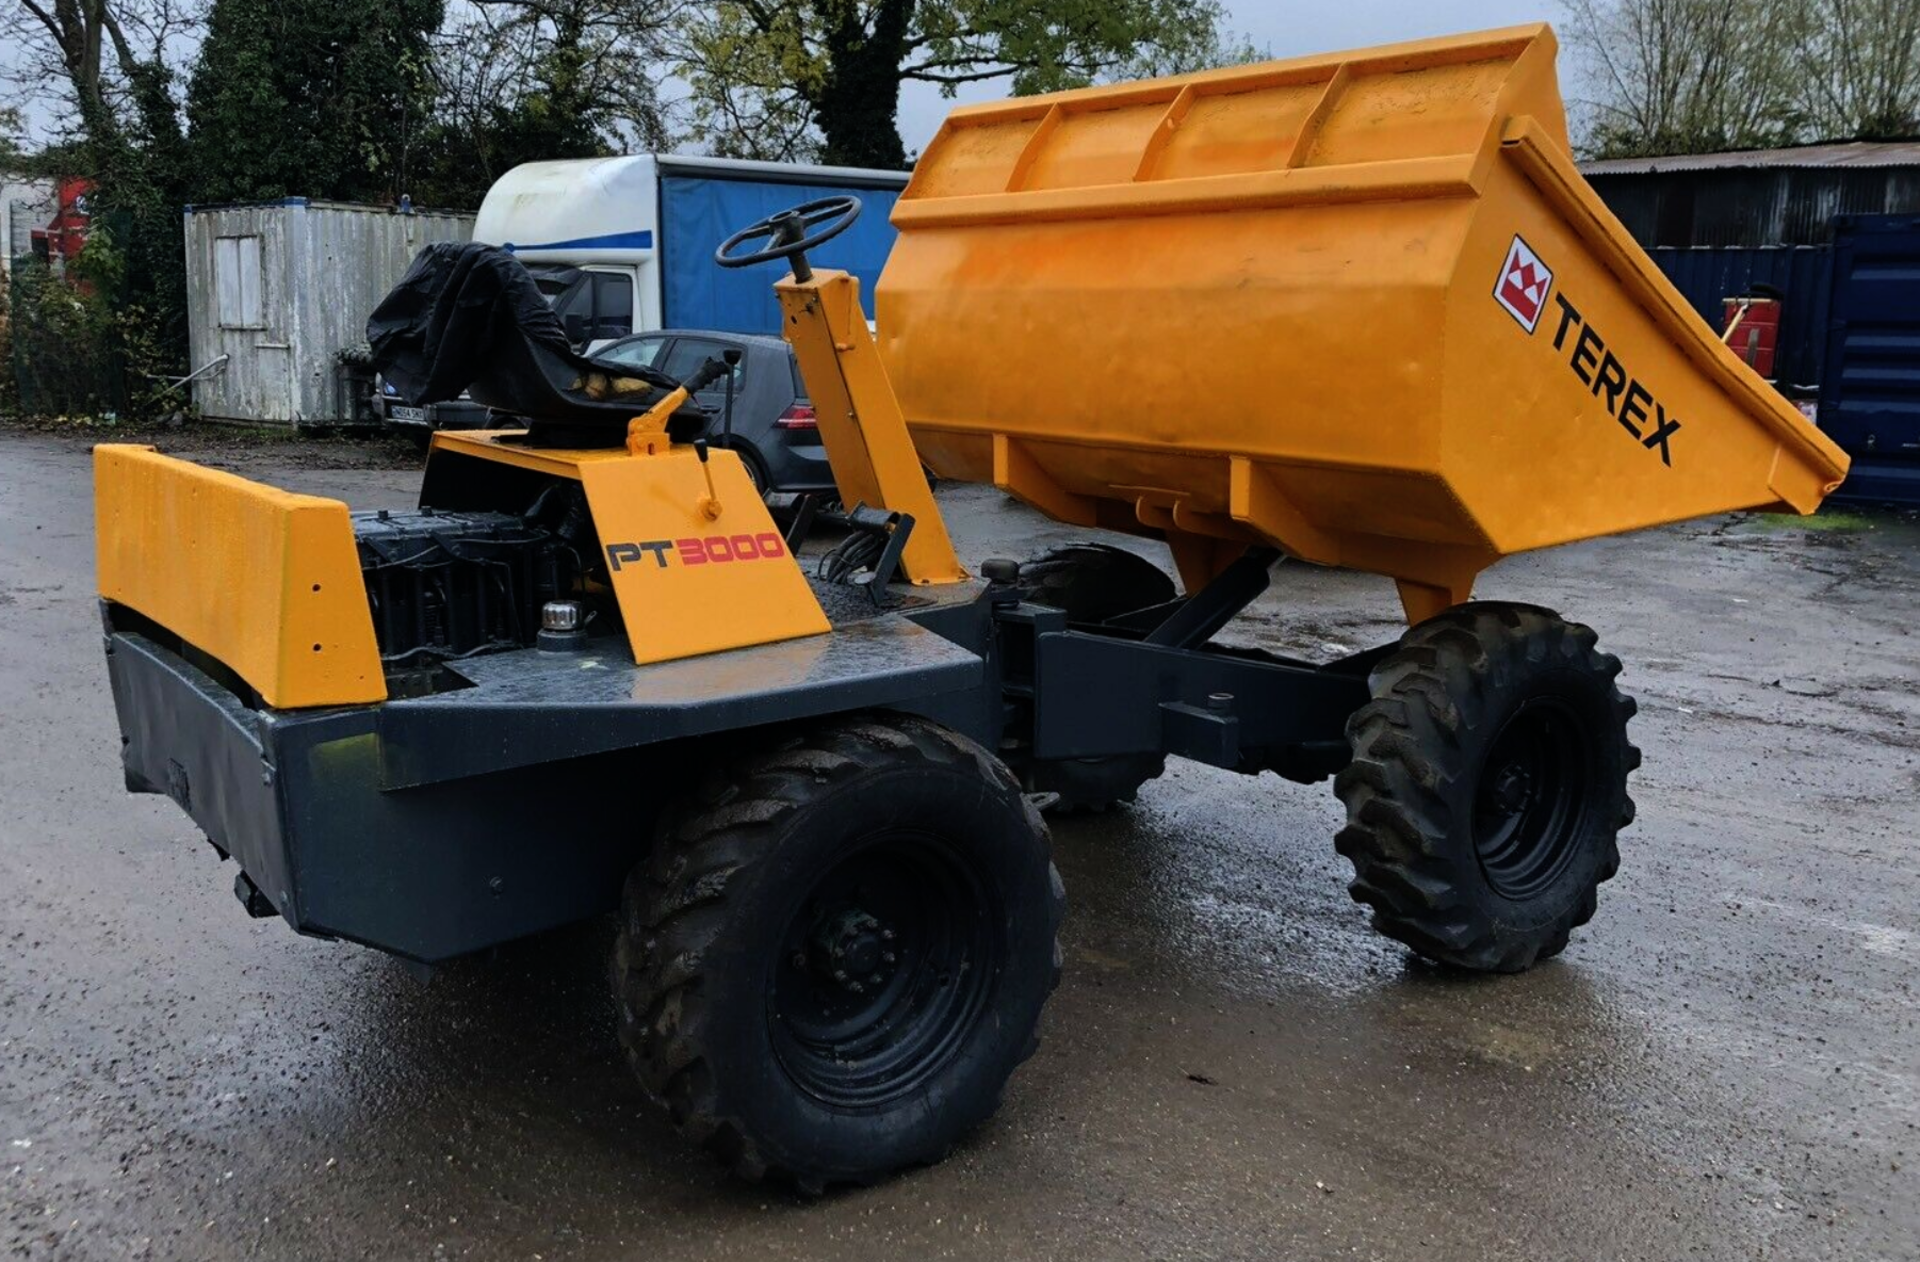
[897,0,1569,155]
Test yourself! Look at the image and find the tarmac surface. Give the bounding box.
[1,426,1916,1260]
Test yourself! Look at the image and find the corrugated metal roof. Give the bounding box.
[1580,141,1920,176]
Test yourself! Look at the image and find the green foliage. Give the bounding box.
[679,0,1255,168]
[678,4,823,161]
[0,269,14,417]
[4,55,192,420]
[187,0,446,204]
[5,256,122,417]
[913,0,1249,95]
[77,224,194,419]
[90,61,194,385]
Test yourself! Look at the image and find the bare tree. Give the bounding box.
[431,0,686,156]
[1799,0,1920,139]
[1560,0,1812,157]
[5,0,201,140]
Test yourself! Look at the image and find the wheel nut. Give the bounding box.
[833,969,847,981]
[848,981,864,994]
[791,952,807,968]
[882,952,896,964]
[881,928,896,941]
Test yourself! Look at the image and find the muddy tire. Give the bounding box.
[1333,603,1638,973]
[1022,544,1177,813]
[614,713,1063,1191]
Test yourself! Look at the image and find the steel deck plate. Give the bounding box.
[374,613,983,787]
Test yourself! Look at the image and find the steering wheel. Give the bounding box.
[714,196,863,278]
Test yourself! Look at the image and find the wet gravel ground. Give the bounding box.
[1,427,1916,1260]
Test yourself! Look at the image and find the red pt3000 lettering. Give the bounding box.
[605,533,789,572]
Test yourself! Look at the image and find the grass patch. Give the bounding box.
[1747,509,1878,533]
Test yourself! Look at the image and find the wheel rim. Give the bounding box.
[769,833,998,1109]
[1471,696,1592,900]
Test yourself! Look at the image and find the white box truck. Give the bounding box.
[474,153,909,346]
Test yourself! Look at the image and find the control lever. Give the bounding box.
[625,356,728,457]
[721,347,743,455]
[693,438,722,520]
[683,357,729,394]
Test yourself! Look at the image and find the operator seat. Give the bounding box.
[368,241,706,448]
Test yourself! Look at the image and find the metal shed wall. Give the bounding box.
[1585,166,1920,249]
[185,200,471,424]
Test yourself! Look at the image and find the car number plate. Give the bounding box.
[390,405,428,423]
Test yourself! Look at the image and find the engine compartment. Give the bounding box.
[354,505,588,667]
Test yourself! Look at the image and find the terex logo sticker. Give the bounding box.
[606,532,789,572]
[1494,235,1553,332]
[1494,232,1681,469]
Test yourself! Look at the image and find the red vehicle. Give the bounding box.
[31,177,91,266]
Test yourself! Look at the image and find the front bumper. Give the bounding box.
[764,438,836,494]
[103,584,993,962]
[105,628,647,962]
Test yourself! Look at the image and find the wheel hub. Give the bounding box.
[1471,697,1593,901]
[811,908,898,992]
[1488,762,1534,815]
[770,834,999,1110]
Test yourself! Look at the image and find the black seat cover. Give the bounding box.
[367,242,705,446]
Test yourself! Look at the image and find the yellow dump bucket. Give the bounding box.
[877,24,1849,617]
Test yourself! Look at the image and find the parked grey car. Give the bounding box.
[592,329,830,494]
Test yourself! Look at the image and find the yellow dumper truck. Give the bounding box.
[94,25,1846,1189]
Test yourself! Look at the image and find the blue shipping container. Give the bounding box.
[1819,214,1920,503]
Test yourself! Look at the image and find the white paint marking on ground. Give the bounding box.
[1745,897,1915,958]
